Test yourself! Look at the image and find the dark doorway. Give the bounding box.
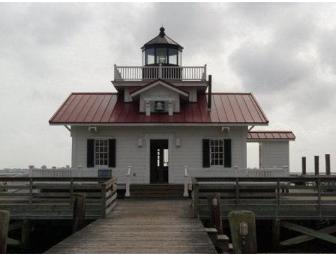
[150,139,169,183]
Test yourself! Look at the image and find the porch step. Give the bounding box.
[130,184,185,199]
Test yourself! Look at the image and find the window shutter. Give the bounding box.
[87,139,95,168]
[108,139,116,168]
[202,139,210,168]
[224,139,232,168]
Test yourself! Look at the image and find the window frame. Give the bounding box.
[94,139,109,167]
[209,139,225,166]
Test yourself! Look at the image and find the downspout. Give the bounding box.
[208,74,212,111]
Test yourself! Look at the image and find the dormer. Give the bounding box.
[130,80,188,116]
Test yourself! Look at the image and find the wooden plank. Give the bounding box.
[281,221,336,244]
[47,200,216,254]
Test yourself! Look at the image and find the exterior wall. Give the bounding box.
[139,86,180,113]
[259,141,289,169]
[71,126,248,184]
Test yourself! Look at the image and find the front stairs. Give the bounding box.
[129,184,186,199]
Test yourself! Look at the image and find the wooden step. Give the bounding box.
[130,184,185,198]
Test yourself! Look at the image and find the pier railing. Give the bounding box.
[192,176,336,220]
[0,177,117,220]
[114,64,207,81]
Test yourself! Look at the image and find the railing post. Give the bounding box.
[203,64,207,81]
[183,165,189,197]
[158,63,162,79]
[0,210,10,254]
[72,193,86,233]
[192,178,199,218]
[125,165,131,197]
[325,154,331,175]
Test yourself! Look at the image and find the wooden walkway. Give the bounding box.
[47,199,216,254]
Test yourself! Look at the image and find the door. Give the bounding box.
[150,139,169,183]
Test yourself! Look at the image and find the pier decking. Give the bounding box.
[47,199,216,254]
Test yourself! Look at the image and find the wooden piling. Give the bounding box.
[21,219,31,251]
[272,219,281,251]
[302,157,306,175]
[72,193,86,233]
[228,210,257,254]
[209,193,223,235]
[314,156,319,176]
[326,154,331,175]
[0,210,10,254]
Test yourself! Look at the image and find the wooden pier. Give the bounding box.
[0,177,117,219]
[47,199,217,254]
[192,176,336,220]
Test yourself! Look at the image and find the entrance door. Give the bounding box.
[150,139,169,183]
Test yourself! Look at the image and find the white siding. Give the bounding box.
[71,126,248,184]
[259,141,289,169]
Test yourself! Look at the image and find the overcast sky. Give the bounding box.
[1,2,336,172]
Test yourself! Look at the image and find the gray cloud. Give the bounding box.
[1,3,336,172]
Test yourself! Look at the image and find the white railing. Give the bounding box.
[0,166,109,178]
[114,64,207,81]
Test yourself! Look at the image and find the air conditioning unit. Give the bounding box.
[154,101,165,112]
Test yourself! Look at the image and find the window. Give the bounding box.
[156,48,167,64]
[168,48,178,65]
[210,139,224,166]
[146,48,155,65]
[95,139,109,166]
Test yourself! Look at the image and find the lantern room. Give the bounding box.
[142,27,183,66]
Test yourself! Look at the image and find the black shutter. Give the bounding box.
[202,139,210,168]
[87,139,94,168]
[108,139,116,168]
[224,139,232,168]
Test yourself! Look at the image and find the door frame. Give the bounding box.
[145,133,172,184]
[150,139,169,184]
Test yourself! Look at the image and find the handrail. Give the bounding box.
[114,64,207,81]
[191,176,336,220]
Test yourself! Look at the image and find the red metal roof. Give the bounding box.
[49,93,268,125]
[247,131,295,141]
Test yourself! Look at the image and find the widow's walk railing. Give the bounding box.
[114,64,207,81]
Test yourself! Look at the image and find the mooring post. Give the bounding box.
[209,193,223,235]
[272,219,281,251]
[314,156,320,176]
[302,157,306,175]
[228,210,257,254]
[325,154,331,176]
[72,193,86,233]
[21,219,31,251]
[0,210,10,254]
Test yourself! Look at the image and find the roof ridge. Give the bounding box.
[249,130,294,133]
[209,92,252,95]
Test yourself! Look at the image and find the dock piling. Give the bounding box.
[228,210,257,253]
[326,154,331,175]
[0,210,10,253]
[314,156,319,176]
[208,193,223,235]
[302,157,306,175]
[21,219,31,251]
[72,193,86,233]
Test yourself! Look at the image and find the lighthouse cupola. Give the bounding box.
[142,27,183,66]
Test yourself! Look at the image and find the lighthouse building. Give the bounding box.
[50,27,295,186]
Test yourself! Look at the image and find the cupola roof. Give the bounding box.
[141,27,183,50]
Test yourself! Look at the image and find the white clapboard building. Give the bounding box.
[50,27,295,186]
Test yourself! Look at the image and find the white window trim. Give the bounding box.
[94,138,109,168]
[209,138,225,166]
